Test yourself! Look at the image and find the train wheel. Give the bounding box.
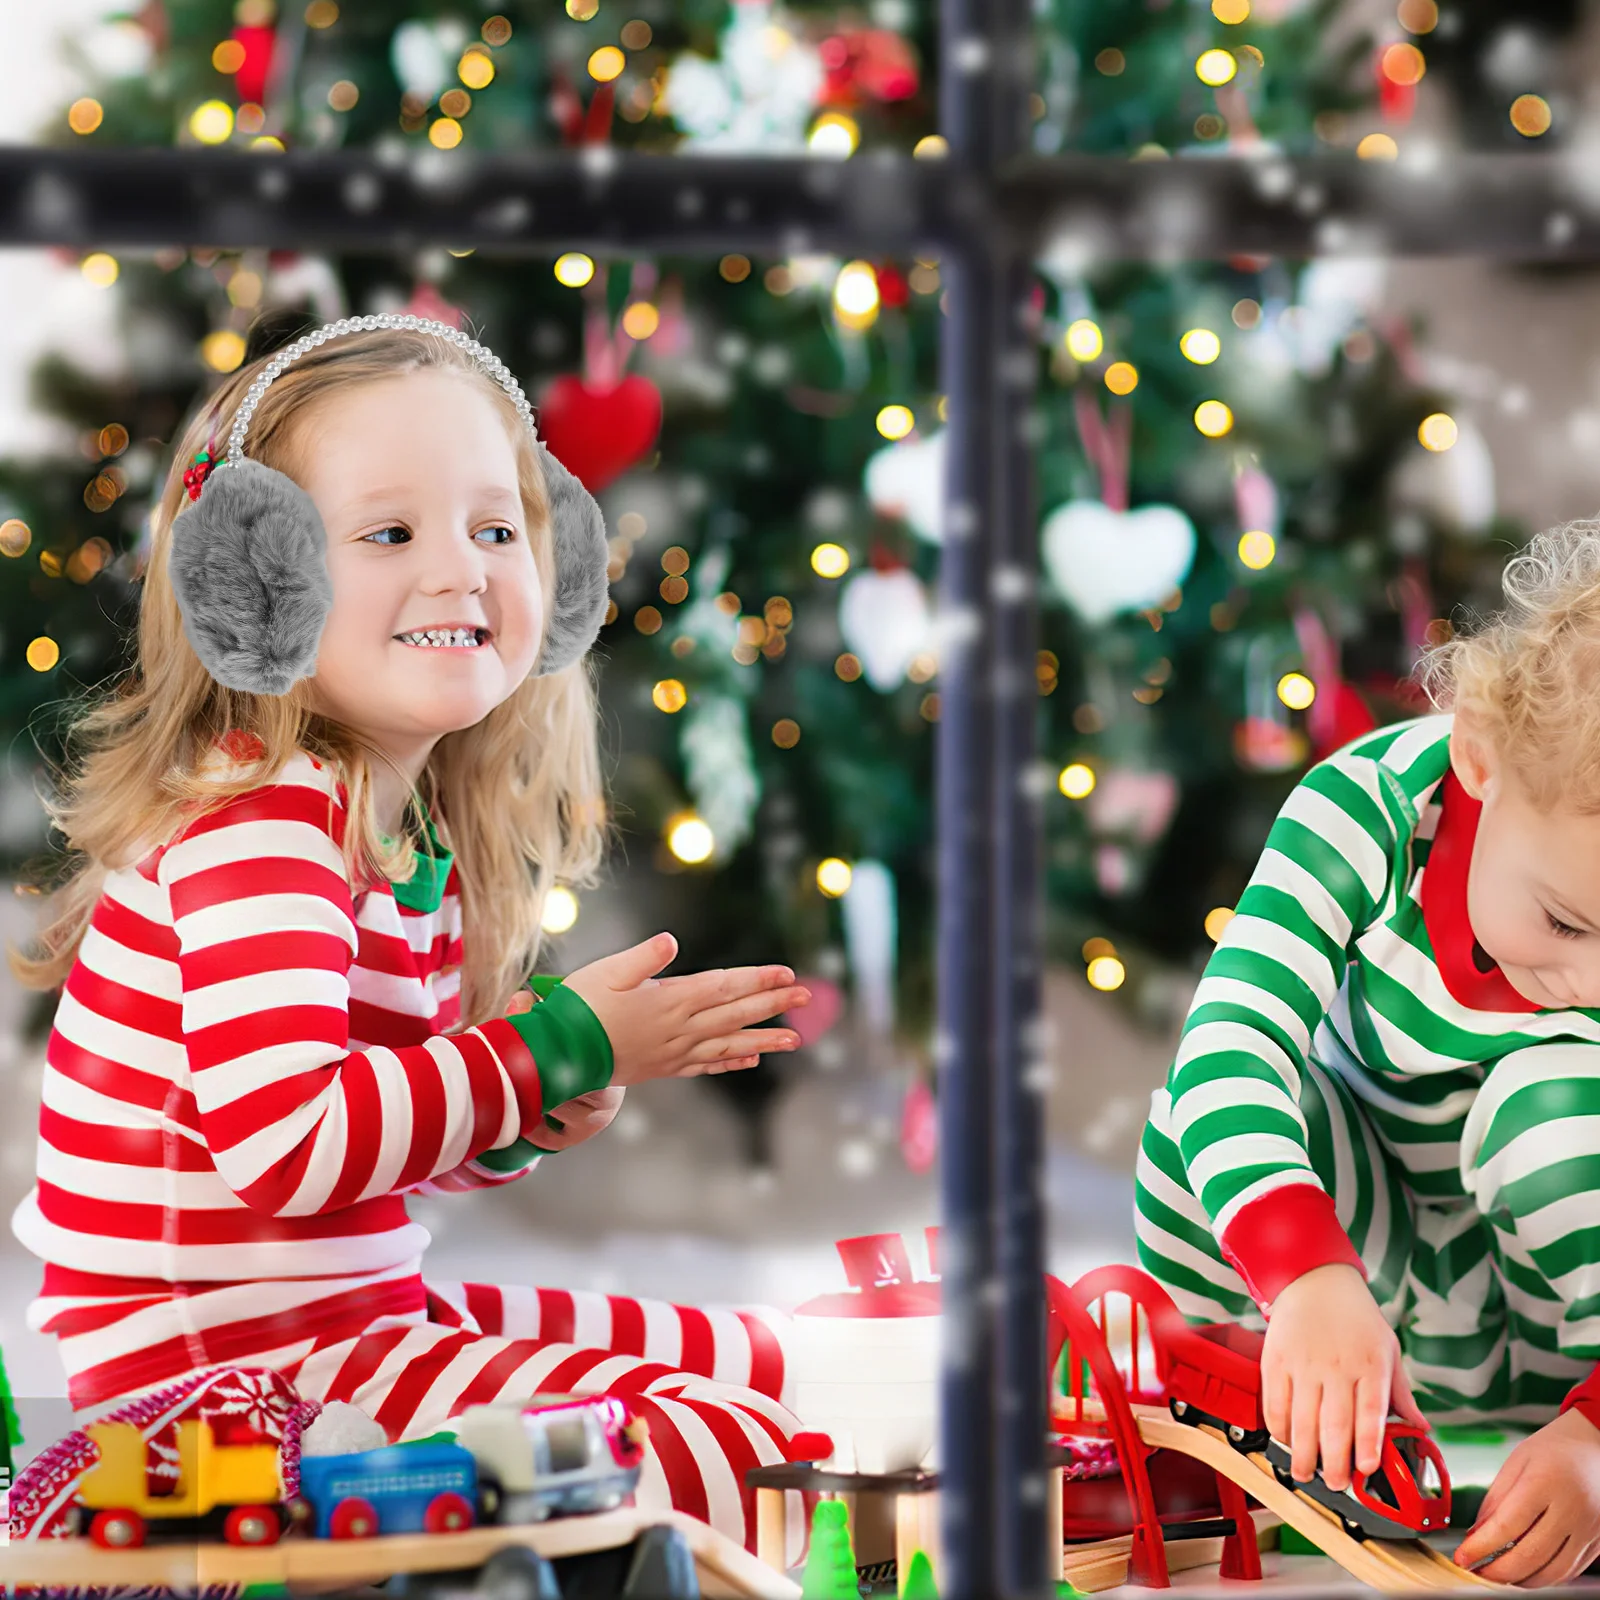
[88,1509,145,1550]
[1169,1398,1190,1421]
[424,1490,475,1533]
[223,1504,281,1546]
[329,1496,379,1539]
[1341,1516,1367,1541]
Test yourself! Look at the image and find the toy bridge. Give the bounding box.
[1048,1266,1508,1594]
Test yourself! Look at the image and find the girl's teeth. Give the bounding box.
[401,629,481,647]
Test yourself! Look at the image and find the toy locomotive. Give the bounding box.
[69,1392,647,1550]
[1163,1318,1450,1540]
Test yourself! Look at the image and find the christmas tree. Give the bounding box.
[0,1,1579,1155]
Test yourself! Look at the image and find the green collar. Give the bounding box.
[381,810,453,914]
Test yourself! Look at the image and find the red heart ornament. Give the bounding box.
[537,373,663,494]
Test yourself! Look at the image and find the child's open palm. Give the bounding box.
[563,933,809,1085]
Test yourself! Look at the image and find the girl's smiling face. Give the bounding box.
[297,368,545,782]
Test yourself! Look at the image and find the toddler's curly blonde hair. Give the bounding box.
[1420,518,1600,811]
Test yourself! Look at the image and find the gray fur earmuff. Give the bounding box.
[169,313,611,696]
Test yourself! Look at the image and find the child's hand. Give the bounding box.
[1262,1262,1428,1492]
[526,1087,624,1152]
[562,933,809,1087]
[1454,1409,1600,1585]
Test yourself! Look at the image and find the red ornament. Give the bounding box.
[536,374,663,494]
[900,1077,936,1175]
[877,263,911,310]
[819,30,921,107]
[1375,47,1416,124]
[1311,680,1379,763]
[232,23,277,107]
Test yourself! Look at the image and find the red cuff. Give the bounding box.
[1220,1183,1366,1309]
[480,1017,544,1135]
[1562,1366,1600,1435]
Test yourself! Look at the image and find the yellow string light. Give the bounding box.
[876,404,915,440]
[1065,319,1103,362]
[817,858,853,898]
[1086,955,1126,991]
[1058,762,1096,799]
[667,813,714,864]
[1277,672,1316,710]
[554,252,596,287]
[541,886,579,934]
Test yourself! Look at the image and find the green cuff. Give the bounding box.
[475,1136,545,1173]
[506,978,614,1112]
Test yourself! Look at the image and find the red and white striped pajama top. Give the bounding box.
[11,739,806,1553]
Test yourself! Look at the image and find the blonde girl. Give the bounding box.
[7,316,812,1551]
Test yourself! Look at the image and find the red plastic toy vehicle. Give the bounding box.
[1164,1320,1450,1540]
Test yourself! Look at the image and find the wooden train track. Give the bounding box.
[1059,1510,1283,1593]
[0,1505,799,1599]
[1130,1404,1505,1593]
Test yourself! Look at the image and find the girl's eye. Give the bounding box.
[1546,910,1584,940]
[364,526,410,546]
[476,525,517,545]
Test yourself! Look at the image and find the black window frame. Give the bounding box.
[0,2,1584,1590]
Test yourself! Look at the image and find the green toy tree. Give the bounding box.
[899,1547,938,1600]
[801,1497,859,1600]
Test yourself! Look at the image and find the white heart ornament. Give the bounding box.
[1042,500,1196,625]
[838,568,931,691]
[864,430,945,544]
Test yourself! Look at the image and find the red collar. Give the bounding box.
[1421,768,1540,1013]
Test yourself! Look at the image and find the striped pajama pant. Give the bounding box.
[54,1280,809,1560]
[1135,1045,1600,1425]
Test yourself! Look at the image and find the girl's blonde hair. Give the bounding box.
[8,324,606,1026]
[1420,517,1600,811]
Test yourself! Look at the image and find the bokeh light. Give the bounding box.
[80,253,119,289]
[808,113,858,158]
[1180,328,1222,365]
[541,886,579,934]
[817,858,854,898]
[1238,530,1276,570]
[202,330,247,372]
[1277,672,1316,710]
[1058,762,1096,799]
[667,813,715,865]
[1204,906,1237,942]
[1104,362,1139,395]
[1194,400,1234,437]
[1357,132,1399,161]
[1419,411,1458,451]
[875,404,915,440]
[1087,955,1126,992]
[189,100,235,143]
[622,302,660,340]
[812,543,851,578]
[428,117,463,149]
[26,637,60,673]
[1065,319,1103,362]
[1380,42,1426,86]
[459,49,495,89]
[68,98,104,135]
[834,260,880,327]
[651,678,688,713]
[554,252,596,287]
[1195,49,1237,86]
[1510,95,1552,137]
[588,46,625,82]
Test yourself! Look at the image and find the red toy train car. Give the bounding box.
[1163,1319,1450,1541]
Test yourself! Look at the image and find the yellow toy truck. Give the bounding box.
[67,1417,285,1549]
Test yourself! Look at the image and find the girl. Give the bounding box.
[7,315,813,1552]
[1135,520,1600,1586]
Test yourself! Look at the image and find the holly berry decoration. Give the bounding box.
[182,449,216,501]
[536,373,663,494]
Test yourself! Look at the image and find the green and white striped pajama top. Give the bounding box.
[1136,714,1600,1424]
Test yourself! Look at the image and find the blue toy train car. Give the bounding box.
[292,1438,478,1539]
